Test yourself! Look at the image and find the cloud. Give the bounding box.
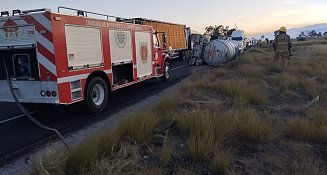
[284,0,297,4]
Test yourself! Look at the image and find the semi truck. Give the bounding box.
[228,29,246,51]
[121,18,192,60]
[0,7,171,112]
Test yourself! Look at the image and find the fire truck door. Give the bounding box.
[135,32,152,78]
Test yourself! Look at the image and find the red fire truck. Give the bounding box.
[0,7,171,112]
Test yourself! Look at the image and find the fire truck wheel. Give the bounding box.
[85,77,108,113]
[161,61,171,82]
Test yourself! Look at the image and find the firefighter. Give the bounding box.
[273,26,292,68]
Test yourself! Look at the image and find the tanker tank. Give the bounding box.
[203,40,242,66]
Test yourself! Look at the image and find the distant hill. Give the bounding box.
[257,23,327,40]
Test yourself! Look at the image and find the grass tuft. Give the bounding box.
[300,79,318,98]
[152,96,179,121]
[288,117,315,140]
[180,109,239,161]
[90,143,141,174]
[267,64,284,74]
[187,132,216,161]
[237,64,264,78]
[117,111,159,144]
[272,72,298,91]
[30,149,66,175]
[220,79,267,107]
[97,129,122,157]
[212,113,239,145]
[160,138,172,167]
[212,148,232,174]
[238,108,276,143]
[64,137,100,174]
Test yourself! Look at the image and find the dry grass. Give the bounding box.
[237,64,264,79]
[300,79,319,98]
[289,107,327,142]
[139,167,163,175]
[314,108,327,143]
[288,117,315,140]
[290,44,327,80]
[293,39,327,47]
[97,129,122,157]
[152,96,179,121]
[89,143,141,175]
[160,138,172,167]
[180,78,220,96]
[117,111,159,144]
[29,40,327,174]
[180,110,216,160]
[212,113,240,145]
[267,64,284,74]
[180,109,239,146]
[220,79,268,107]
[30,149,67,175]
[64,137,101,174]
[212,148,233,174]
[271,72,298,90]
[187,131,216,161]
[237,108,276,143]
[180,109,239,161]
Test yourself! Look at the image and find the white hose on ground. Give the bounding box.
[2,57,71,152]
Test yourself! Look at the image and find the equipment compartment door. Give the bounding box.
[65,25,103,69]
[109,29,133,64]
[135,32,152,78]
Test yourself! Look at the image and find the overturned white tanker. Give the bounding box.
[202,40,243,66]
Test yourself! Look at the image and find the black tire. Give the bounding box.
[161,61,171,82]
[84,77,108,113]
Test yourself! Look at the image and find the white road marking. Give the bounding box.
[0,104,59,125]
[0,110,39,125]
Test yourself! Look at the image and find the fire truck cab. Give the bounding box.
[0,7,170,112]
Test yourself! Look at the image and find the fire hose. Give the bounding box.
[2,57,71,152]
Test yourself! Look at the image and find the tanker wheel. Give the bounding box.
[84,77,108,113]
[161,61,171,82]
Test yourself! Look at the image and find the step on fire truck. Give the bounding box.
[0,7,171,112]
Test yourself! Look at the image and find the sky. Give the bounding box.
[1,0,327,38]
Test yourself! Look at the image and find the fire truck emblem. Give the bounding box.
[114,31,127,48]
[2,26,20,38]
[140,42,148,63]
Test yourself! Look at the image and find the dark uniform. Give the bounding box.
[273,32,292,68]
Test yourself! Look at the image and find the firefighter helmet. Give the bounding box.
[279,26,287,32]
